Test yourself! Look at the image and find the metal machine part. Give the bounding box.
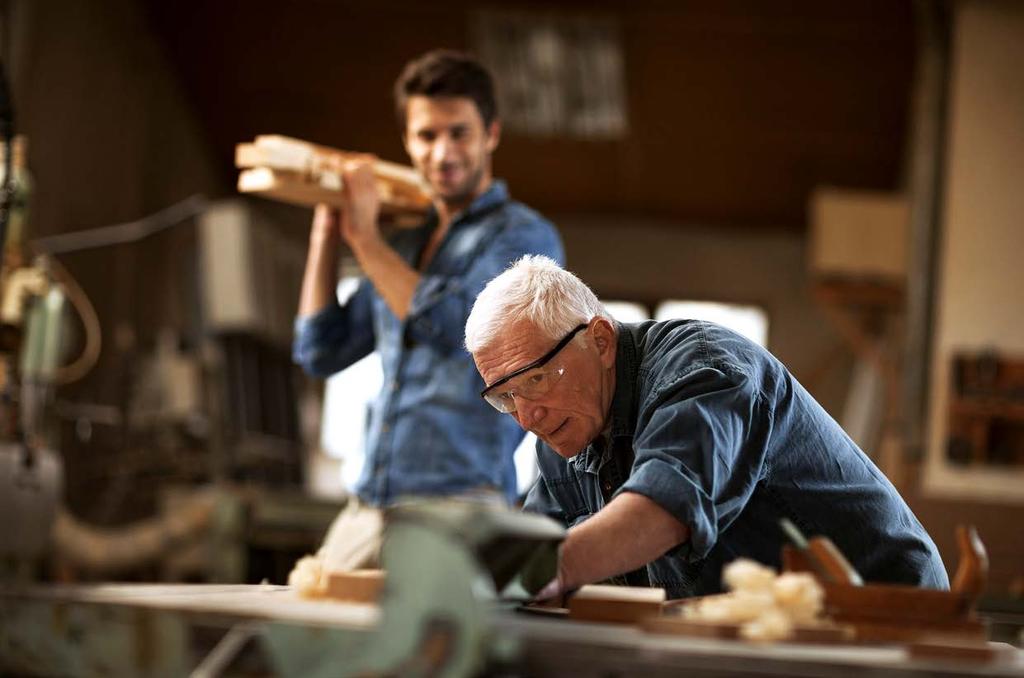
[263,501,565,677]
[0,443,62,576]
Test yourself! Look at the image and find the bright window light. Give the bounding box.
[321,354,381,491]
[655,300,769,347]
[319,278,382,492]
[602,300,651,323]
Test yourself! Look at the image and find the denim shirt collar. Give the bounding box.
[401,180,509,264]
[572,322,640,475]
[424,179,509,231]
[609,322,641,440]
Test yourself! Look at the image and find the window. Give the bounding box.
[602,300,651,324]
[655,300,769,347]
[476,10,628,139]
[600,298,769,347]
[320,353,381,491]
[318,278,381,492]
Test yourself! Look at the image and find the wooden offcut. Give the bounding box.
[323,569,385,604]
[808,188,909,283]
[235,135,430,226]
[567,584,666,624]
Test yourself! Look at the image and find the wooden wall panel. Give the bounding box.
[143,0,914,230]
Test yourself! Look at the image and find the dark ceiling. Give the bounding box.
[143,0,915,230]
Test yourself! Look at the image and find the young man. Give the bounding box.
[294,51,564,570]
[465,256,948,599]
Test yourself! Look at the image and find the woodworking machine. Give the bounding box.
[4,500,1022,677]
[0,500,565,677]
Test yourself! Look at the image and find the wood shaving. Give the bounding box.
[288,554,327,598]
[681,559,825,642]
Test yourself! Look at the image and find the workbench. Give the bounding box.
[2,584,1021,677]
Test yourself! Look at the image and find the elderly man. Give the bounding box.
[465,256,948,598]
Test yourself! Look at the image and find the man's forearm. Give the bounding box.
[298,226,342,318]
[558,491,690,590]
[350,236,420,321]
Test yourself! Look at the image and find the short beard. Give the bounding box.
[434,162,487,210]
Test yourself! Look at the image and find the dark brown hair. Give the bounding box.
[393,49,497,129]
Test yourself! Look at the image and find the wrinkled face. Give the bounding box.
[403,95,499,209]
[473,318,617,459]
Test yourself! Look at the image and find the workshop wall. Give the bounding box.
[11,0,226,357]
[924,0,1024,502]
[12,0,224,238]
[907,0,1024,593]
[139,0,900,414]
[143,0,915,230]
[9,0,228,524]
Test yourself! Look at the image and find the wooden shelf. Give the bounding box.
[946,352,1024,467]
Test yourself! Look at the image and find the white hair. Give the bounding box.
[465,255,609,353]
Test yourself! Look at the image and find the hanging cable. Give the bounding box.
[30,193,209,255]
[26,194,209,384]
[0,58,15,253]
[44,255,101,384]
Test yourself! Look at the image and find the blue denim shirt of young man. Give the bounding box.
[295,180,564,505]
[523,320,949,598]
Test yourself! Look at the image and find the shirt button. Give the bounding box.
[381,424,390,433]
[603,481,612,492]
[391,380,399,391]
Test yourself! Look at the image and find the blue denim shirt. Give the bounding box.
[294,181,564,506]
[524,320,948,598]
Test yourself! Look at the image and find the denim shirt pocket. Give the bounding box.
[546,475,591,526]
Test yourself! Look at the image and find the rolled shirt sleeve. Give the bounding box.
[615,364,772,562]
[292,279,376,378]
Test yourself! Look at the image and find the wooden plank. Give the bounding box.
[642,616,856,644]
[237,168,426,227]
[246,134,429,196]
[829,616,986,644]
[6,583,380,627]
[235,135,431,222]
[323,569,385,604]
[567,585,666,624]
[906,639,1018,663]
[238,168,345,208]
[235,142,309,173]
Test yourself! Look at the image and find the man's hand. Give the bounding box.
[339,158,382,251]
[533,575,570,607]
[554,492,690,592]
[300,157,418,321]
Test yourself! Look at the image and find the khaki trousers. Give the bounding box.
[316,497,384,571]
[316,490,507,572]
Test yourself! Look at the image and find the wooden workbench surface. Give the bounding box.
[2,583,379,628]
[3,583,1022,676]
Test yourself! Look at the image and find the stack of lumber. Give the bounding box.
[236,135,431,226]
